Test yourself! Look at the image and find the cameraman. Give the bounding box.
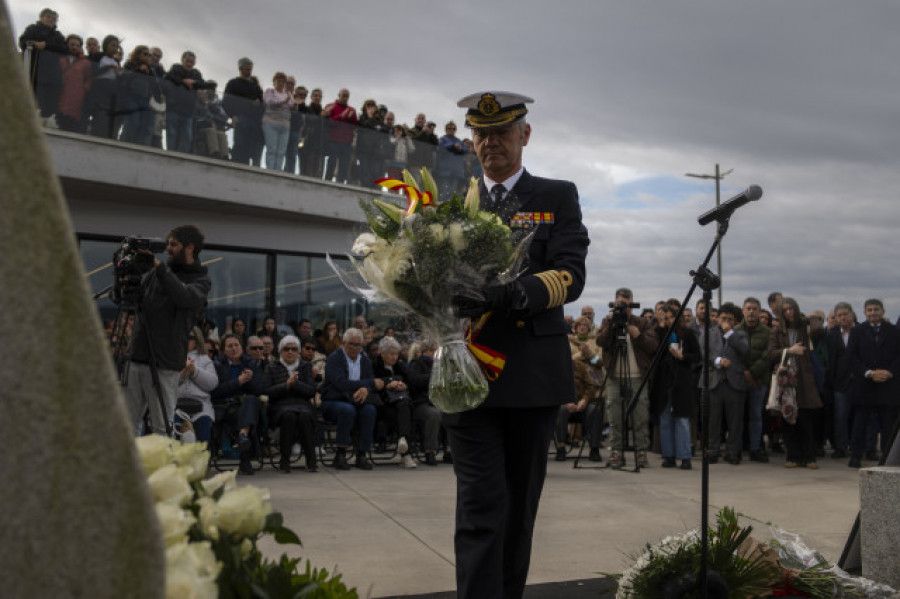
[124,225,212,437]
[597,287,659,468]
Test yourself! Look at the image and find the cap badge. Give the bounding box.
[478,93,500,116]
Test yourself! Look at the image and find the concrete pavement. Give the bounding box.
[255,450,864,598]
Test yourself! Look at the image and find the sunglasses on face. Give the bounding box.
[282,347,299,352]
[248,345,264,351]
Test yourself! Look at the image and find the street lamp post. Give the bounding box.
[685,164,732,306]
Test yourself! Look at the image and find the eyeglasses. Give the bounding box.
[282,347,299,352]
[346,342,363,347]
[248,345,264,351]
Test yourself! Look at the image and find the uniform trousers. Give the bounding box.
[443,405,556,599]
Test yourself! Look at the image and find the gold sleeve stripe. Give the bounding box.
[536,271,565,308]
[535,270,575,308]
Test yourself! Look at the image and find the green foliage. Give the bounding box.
[618,507,778,599]
[358,198,401,241]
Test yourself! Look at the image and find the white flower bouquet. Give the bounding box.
[333,168,532,413]
[135,435,357,599]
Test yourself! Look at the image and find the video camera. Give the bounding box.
[111,236,166,307]
[608,300,641,327]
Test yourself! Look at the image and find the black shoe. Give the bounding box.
[425,452,438,466]
[680,459,692,470]
[333,451,350,470]
[238,462,255,475]
[661,457,676,468]
[770,442,785,454]
[865,450,879,461]
[589,448,602,462]
[442,451,453,464]
[237,432,251,453]
[725,455,741,465]
[555,448,567,462]
[831,449,847,459]
[278,462,291,473]
[707,455,719,464]
[749,450,769,463]
[355,454,373,470]
[848,455,862,468]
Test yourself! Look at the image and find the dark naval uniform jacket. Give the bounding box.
[474,169,590,408]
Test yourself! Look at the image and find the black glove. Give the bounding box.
[453,281,526,319]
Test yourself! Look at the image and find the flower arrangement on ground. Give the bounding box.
[611,506,896,598]
[136,435,358,599]
[336,168,532,413]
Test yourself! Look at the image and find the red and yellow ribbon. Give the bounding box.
[465,312,507,381]
[374,177,434,216]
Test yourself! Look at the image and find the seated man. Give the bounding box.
[320,328,382,470]
[210,333,265,475]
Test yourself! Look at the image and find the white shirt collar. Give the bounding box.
[483,167,525,197]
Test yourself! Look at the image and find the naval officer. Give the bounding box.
[448,91,590,599]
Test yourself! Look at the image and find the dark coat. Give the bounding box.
[373,355,411,407]
[825,326,854,394]
[320,348,377,403]
[165,64,211,116]
[127,261,211,371]
[651,326,701,418]
[211,355,265,404]
[597,314,659,379]
[457,170,589,410]
[847,321,900,407]
[262,360,316,423]
[406,356,434,408]
[767,323,823,410]
[223,76,263,119]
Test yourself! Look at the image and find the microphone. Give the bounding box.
[697,185,763,226]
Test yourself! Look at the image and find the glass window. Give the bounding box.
[275,254,364,334]
[80,238,121,324]
[204,248,270,334]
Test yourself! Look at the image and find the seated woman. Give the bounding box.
[256,316,282,349]
[406,341,447,466]
[316,320,342,356]
[175,326,218,443]
[263,335,318,473]
[211,333,264,475]
[555,316,604,462]
[372,336,416,468]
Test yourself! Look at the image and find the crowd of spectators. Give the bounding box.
[561,292,900,473]
[18,8,481,196]
[106,287,899,476]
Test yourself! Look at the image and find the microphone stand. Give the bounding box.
[623,217,729,598]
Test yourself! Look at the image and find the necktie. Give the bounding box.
[874,325,881,343]
[491,183,506,205]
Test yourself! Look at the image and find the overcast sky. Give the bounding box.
[9,0,900,319]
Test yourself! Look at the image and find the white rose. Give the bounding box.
[448,223,467,252]
[200,470,238,498]
[215,486,272,539]
[195,496,220,541]
[135,434,175,475]
[148,463,193,507]
[166,541,220,599]
[156,503,196,547]
[172,441,209,482]
[352,232,378,256]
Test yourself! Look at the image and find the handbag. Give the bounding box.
[765,350,788,412]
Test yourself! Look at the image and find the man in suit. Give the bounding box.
[449,91,589,599]
[320,328,382,470]
[825,301,855,458]
[847,299,900,468]
[699,302,749,464]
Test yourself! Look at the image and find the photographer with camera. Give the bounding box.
[122,225,211,437]
[597,287,659,468]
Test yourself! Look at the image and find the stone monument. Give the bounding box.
[0,3,163,597]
